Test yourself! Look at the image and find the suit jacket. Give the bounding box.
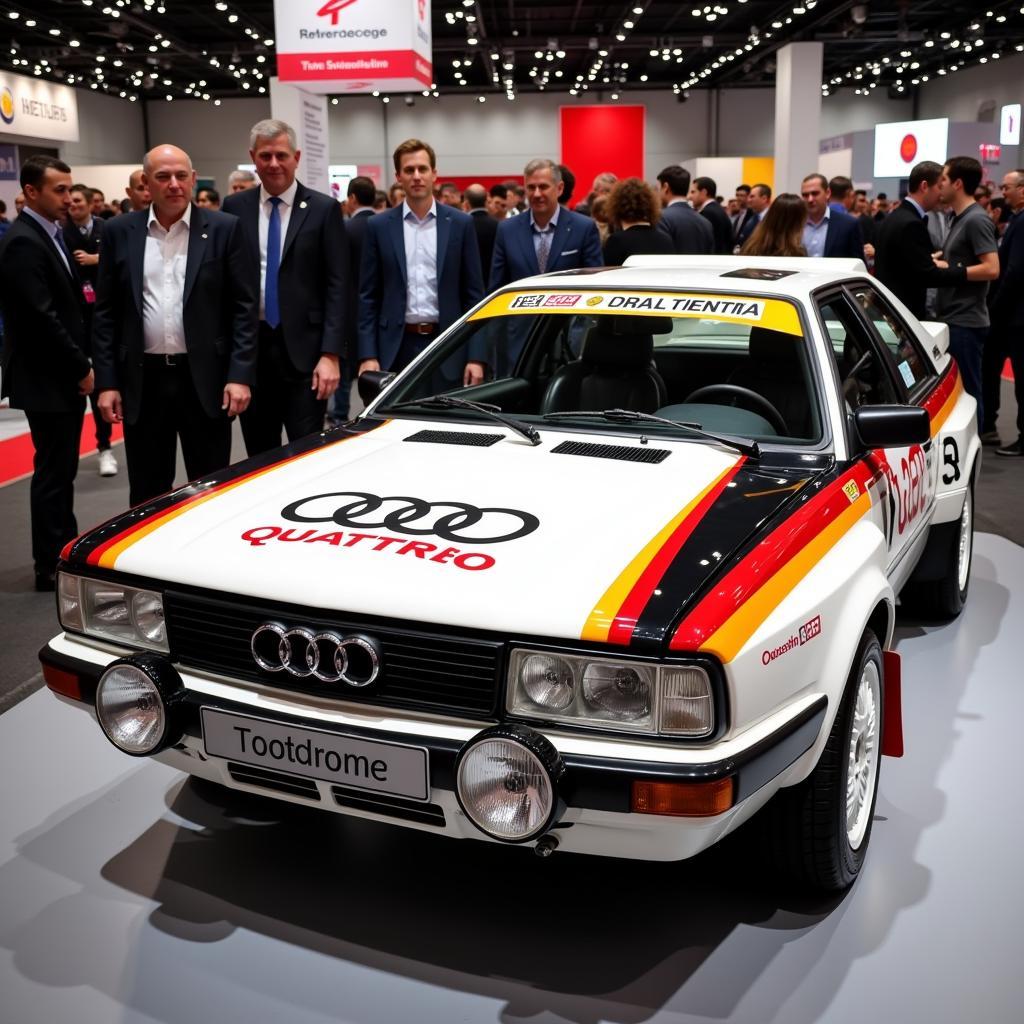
[874,200,967,320]
[91,205,258,425]
[222,182,348,373]
[62,216,103,285]
[357,203,486,379]
[699,200,733,255]
[990,210,1024,329]
[734,209,759,250]
[822,209,867,260]
[468,208,498,282]
[657,201,714,255]
[489,207,602,291]
[0,212,89,413]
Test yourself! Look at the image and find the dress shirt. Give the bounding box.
[402,199,439,323]
[529,206,560,264]
[258,179,298,320]
[142,203,190,355]
[905,196,926,220]
[77,217,95,237]
[802,207,831,258]
[23,206,72,275]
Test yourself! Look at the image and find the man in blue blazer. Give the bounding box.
[488,158,603,374]
[358,139,486,389]
[800,174,866,261]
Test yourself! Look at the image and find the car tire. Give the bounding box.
[900,486,973,620]
[761,629,884,891]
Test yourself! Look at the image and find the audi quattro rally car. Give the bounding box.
[41,255,979,891]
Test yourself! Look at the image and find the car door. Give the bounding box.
[815,286,935,580]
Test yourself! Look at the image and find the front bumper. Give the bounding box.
[41,634,827,861]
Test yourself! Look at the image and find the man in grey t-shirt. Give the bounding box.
[934,156,1000,427]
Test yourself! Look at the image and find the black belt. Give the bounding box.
[404,322,439,336]
[145,353,188,366]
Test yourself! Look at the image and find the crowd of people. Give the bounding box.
[0,118,1021,592]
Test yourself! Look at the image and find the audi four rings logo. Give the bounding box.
[251,622,383,686]
[280,492,540,544]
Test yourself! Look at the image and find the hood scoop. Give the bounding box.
[404,429,504,447]
[550,440,670,464]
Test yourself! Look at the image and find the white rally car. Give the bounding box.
[41,256,979,891]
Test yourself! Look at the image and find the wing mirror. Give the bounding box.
[853,405,930,449]
[357,369,396,406]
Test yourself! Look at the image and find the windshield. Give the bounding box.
[374,288,823,444]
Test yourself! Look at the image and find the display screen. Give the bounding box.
[873,118,949,178]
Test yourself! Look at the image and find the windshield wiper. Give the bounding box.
[391,395,542,446]
[542,408,760,458]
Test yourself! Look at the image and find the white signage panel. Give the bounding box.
[1000,104,1021,146]
[269,78,330,194]
[0,72,79,142]
[273,0,432,95]
[873,118,948,178]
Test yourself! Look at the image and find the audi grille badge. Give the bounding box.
[251,623,383,687]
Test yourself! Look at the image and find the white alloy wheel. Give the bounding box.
[846,657,880,851]
[956,489,973,594]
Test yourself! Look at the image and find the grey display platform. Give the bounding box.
[1,533,1021,1024]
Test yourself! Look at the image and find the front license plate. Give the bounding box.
[201,708,429,801]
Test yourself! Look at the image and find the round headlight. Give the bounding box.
[456,725,564,842]
[521,653,575,710]
[582,662,652,720]
[96,662,168,755]
[131,590,166,645]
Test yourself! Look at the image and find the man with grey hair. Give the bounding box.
[92,143,258,506]
[223,118,348,455]
[228,168,258,193]
[488,157,602,374]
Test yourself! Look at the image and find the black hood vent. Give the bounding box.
[551,440,670,464]
[404,430,504,447]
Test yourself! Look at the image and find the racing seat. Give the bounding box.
[539,317,668,414]
[726,326,809,437]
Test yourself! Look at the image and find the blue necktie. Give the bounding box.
[265,195,282,328]
[53,229,73,274]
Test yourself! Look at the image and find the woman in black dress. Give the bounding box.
[602,177,677,265]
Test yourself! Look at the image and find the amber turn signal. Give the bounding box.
[631,777,734,817]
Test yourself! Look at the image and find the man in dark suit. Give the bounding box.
[731,184,758,251]
[92,144,257,507]
[655,166,714,255]
[688,176,733,255]
[800,173,866,261]
[63,184,117,477]
[326,175,375,425]
[222,119,348,455]
[0,156,94,590]
[358,139,486,389]
[464,183,498,281]
[489,158,602,374]
[874,161,968,321]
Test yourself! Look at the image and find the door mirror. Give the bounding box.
[853,405,930,449]
[358,369,396,406]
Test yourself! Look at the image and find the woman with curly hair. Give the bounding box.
[740,193,808,257]
[602,177,676,265]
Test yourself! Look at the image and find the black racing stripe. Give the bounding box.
[629,456,845,651]
[64,419,389,566]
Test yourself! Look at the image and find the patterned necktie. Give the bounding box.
[265,195,282,328]
[536,228,551,273]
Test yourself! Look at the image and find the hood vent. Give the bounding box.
[551,440,670,464]
[404,429,504,447]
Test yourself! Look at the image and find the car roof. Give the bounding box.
[503,256,869,299]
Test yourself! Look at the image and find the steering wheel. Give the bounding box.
[683,384,788,435]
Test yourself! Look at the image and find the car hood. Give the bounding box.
[75,419,826,647]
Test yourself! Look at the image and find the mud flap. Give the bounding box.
[882,650,903,757]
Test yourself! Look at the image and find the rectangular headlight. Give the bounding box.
[57,573,168,653]
[507,648,714,737]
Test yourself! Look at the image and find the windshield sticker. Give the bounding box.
[898,360,916,388]
[473,290,803,336]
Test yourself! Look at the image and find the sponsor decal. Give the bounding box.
[842,480,860,503]
[880,444,928,537]
[510,294,545,308]
[545,293,581,307]
[761,614,822,665]
[586,295,604,306]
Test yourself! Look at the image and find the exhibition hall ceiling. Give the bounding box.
[3,0,1024,104]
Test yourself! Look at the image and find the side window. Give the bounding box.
[849,285,934,393]
[817,295,898,409]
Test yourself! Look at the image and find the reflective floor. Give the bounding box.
[0,533,1020,1024]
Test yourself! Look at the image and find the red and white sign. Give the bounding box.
[873,118,948,178]
[979,143,1001,165]
[273,0,432,95]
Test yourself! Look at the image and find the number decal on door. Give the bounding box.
[942,437,960,485]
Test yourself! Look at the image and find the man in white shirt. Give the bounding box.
[92,144,257,506]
